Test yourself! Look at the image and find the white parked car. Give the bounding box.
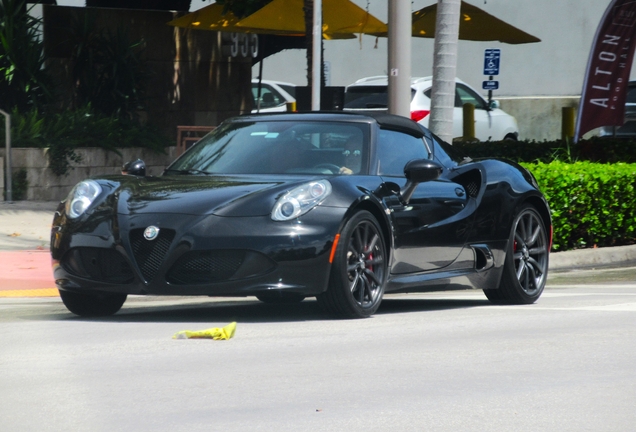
[344,76,519,141]
[251,79,296,113]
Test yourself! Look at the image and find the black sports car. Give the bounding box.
[51,112,551,318]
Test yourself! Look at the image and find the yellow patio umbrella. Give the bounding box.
[411,0,540,44]
[166,3,297,34]
[234,0,387,37]
[167,2,370,39]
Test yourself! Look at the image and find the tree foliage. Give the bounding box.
[68,12,149,121]
[0,0,53,112]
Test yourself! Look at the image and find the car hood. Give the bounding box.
[106,175,311,217]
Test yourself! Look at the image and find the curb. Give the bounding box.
[548,244,636,272]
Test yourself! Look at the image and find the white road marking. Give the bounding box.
[496,303,636,312]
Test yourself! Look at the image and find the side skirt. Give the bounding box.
[385,242,506,293]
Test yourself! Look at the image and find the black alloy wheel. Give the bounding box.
[59,289,127,317]
[318,210,387,318]
[484,204,549,304]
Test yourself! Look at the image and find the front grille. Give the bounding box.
[130,228,175,282]
[62,247,135,284]
[166,250,246,285]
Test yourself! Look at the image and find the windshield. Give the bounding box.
[167,121,370,175]
[344,86,415,109]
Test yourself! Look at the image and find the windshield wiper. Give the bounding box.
[164,168,211,175]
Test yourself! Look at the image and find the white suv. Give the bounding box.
[344,76,519,141]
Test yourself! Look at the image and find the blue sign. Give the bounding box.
[483,49,501,76]
[483,80,499,90]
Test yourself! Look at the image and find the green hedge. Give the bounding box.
[455,139,636,251]
[455,137,636,163]
[521,161,636,251]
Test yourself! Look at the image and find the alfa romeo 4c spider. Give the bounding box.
[51,112,551,318]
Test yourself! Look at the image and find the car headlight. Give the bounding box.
[271,180,332,221]
[65,180,102,219]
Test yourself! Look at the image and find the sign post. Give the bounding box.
[483,49,500,108]
[0,109,11,202]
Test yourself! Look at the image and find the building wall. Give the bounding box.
[254,0,628,140]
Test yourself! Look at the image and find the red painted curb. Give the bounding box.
[0,250,55,291]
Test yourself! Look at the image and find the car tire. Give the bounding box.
[59,290,127,317]
[317,210,387,318]
[256,292,305,304]
[484,204,549,304]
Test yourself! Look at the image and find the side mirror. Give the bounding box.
[489,100,500,110]
[401,159,444,204]
[122,159,146,176]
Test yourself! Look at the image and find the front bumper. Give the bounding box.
[51,206,345,297]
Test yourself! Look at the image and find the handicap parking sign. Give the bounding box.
[483,49,500,76]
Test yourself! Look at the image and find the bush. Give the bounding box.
[521,161,636,251]
[455,137,636,164]
[1,107,171,176]
[454,138,636,251]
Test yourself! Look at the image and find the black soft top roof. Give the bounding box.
[236,111,425,138]
[361,112,424,138]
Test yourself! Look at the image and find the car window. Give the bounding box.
[344,86,416,109]
[169,121,369,175]
[455,84,487,110]
[377,129,430,176]
[252,84,284,109]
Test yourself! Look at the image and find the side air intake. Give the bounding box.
[472,244,494,271]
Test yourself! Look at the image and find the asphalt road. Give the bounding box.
[2,275,636,432]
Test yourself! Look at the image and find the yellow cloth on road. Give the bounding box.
[172,322,237,340]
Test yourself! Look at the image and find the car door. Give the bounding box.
[454,83,492,141]
[375,129,471,273]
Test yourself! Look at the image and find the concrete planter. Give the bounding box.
[1,147,177,201]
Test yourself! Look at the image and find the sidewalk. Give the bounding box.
[1,200,635,298]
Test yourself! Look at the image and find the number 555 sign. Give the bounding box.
[221,33,259,58]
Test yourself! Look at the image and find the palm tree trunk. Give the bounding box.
[429,0,461,143]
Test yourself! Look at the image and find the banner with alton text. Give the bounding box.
[575,0,636,141]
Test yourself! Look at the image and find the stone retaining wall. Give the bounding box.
[0,147,177,202]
